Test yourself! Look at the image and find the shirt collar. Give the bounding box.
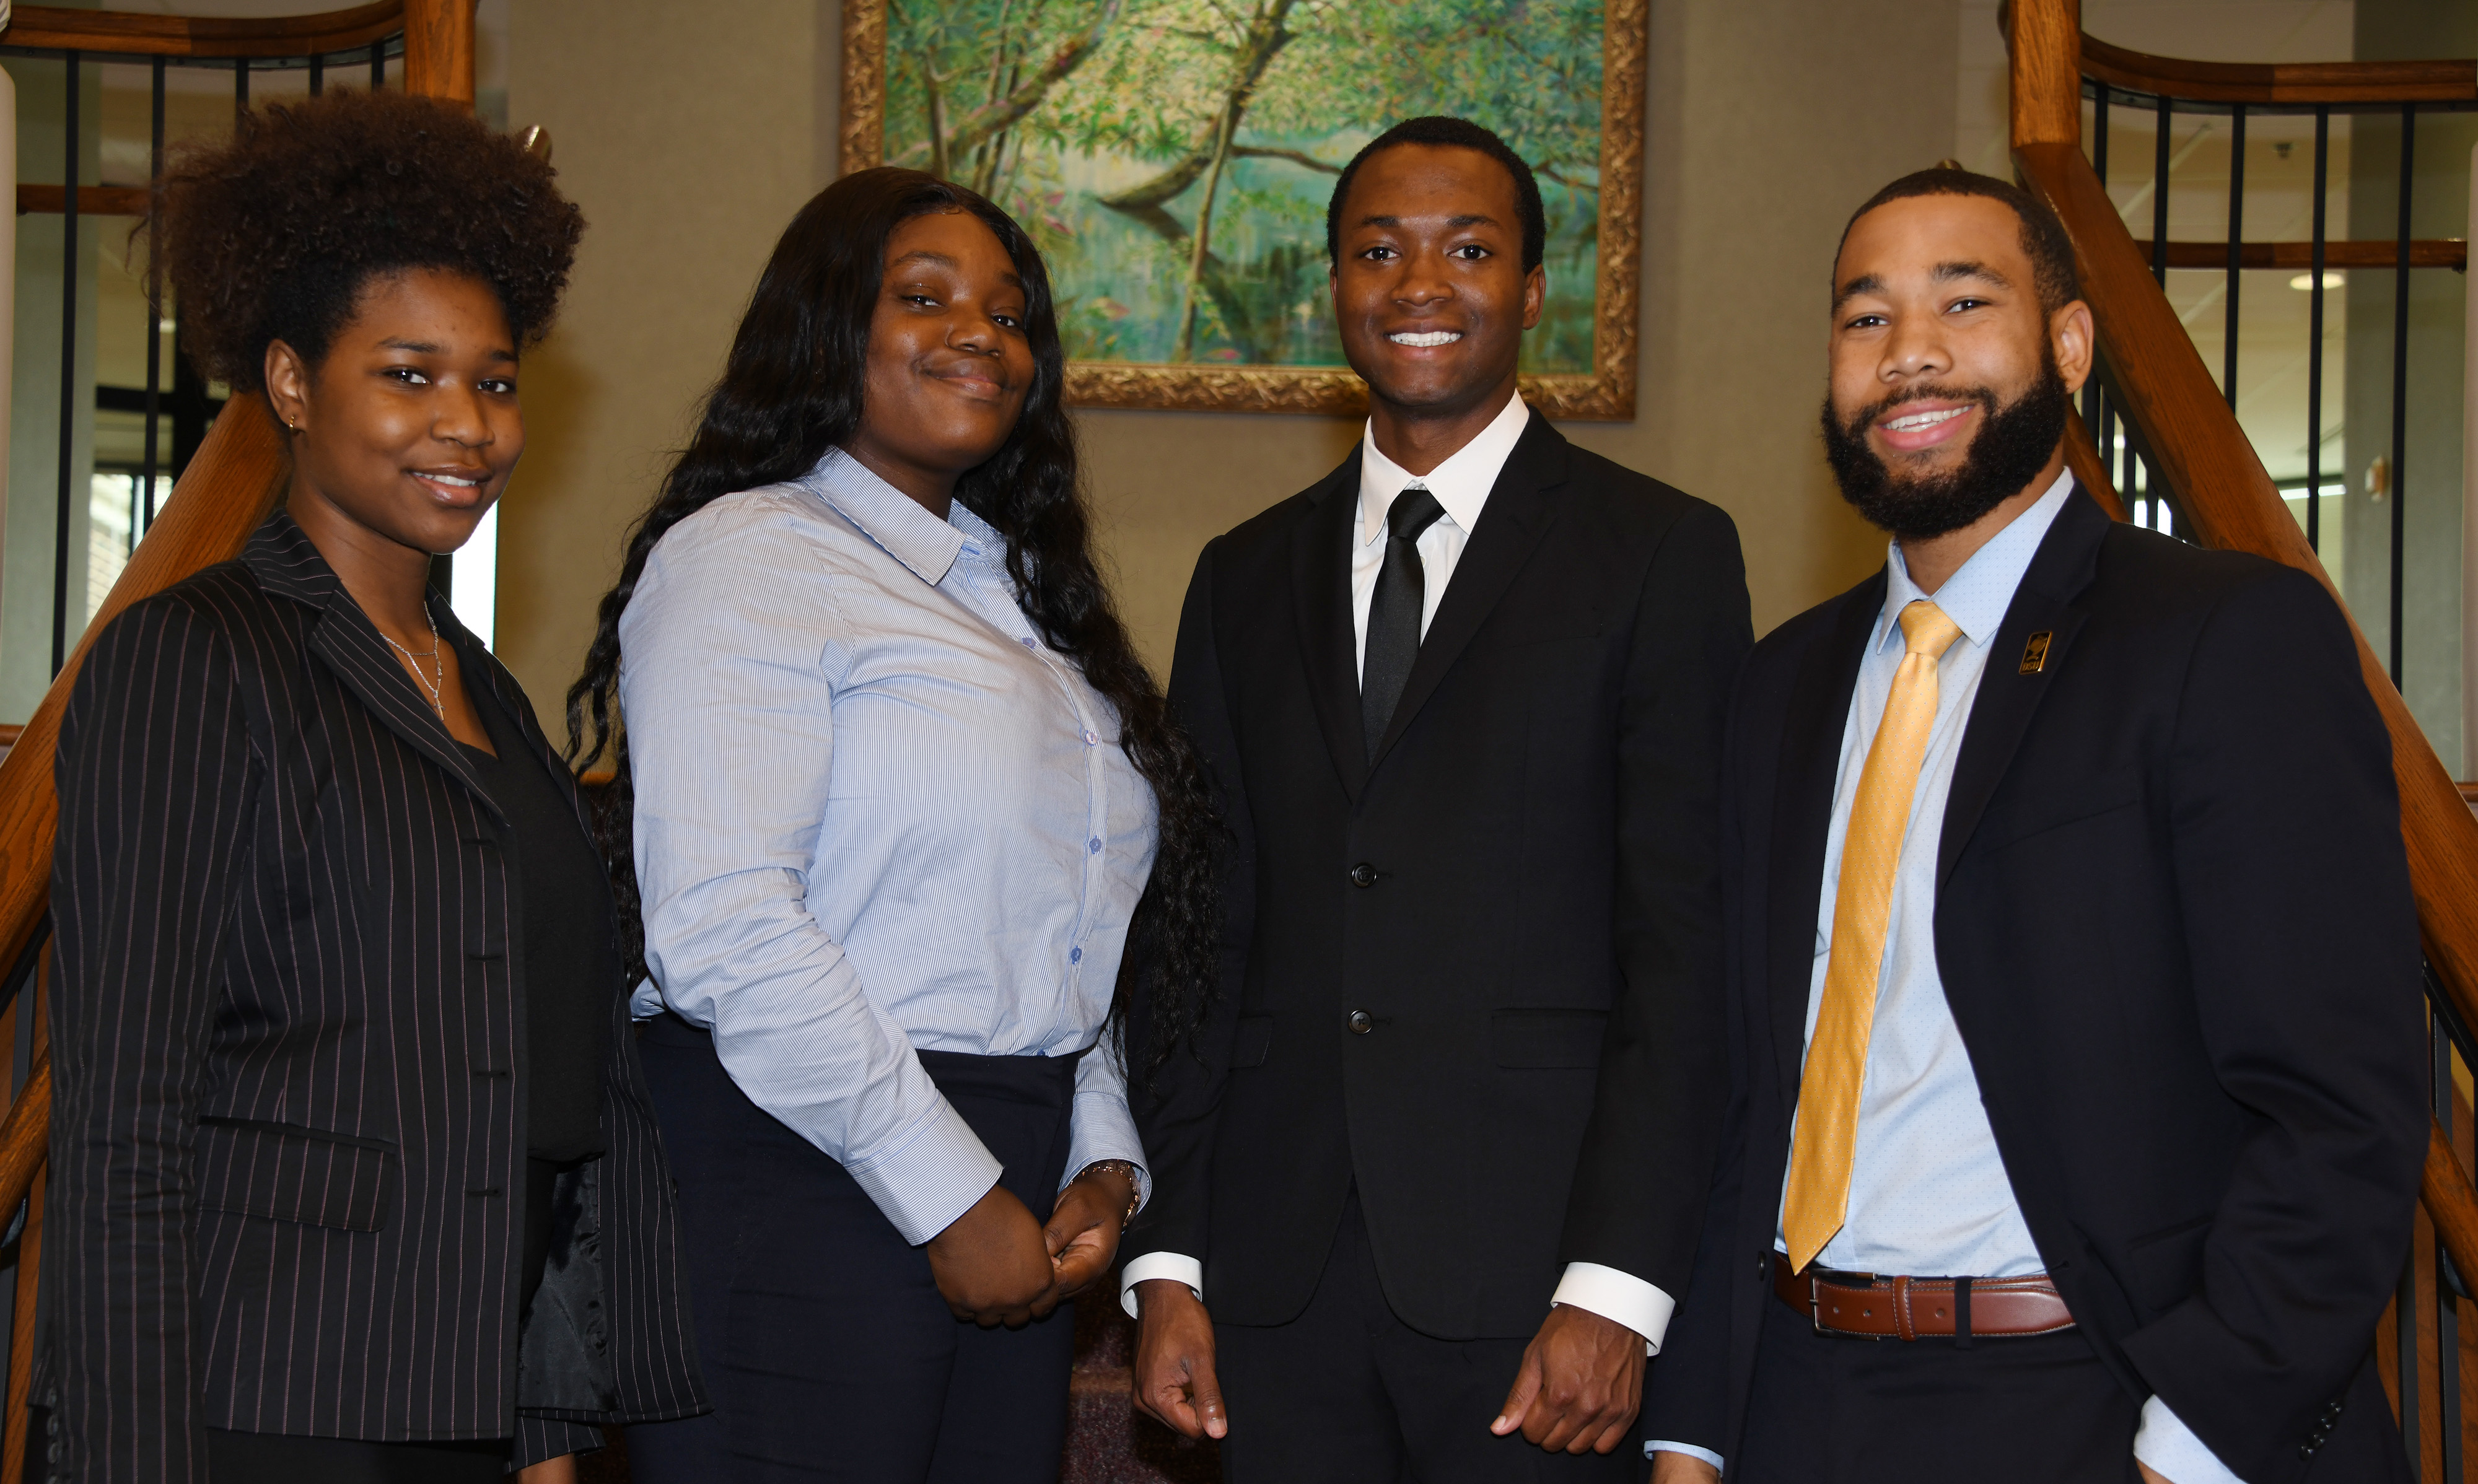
[1875,466,2077,655]
[1357,390,1531,547]
[806,446,968,587]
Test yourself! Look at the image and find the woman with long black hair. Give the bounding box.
[566,167,1218,1480]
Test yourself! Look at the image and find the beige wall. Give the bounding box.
[501,0,1959,727]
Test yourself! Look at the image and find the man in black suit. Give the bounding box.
[1122,115,1752,1480]
[1645,168,2425,1484]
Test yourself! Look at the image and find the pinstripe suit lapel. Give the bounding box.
[242,513,501,818]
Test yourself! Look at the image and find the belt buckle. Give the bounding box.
[1805,1268,1881,1340]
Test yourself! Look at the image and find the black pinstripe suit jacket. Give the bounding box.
[40,513,704,1482]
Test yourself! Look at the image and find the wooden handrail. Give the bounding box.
[0,2,401,58]
[2012,0,2478,1300]
[2080,30,2476,105]
[0,398,291,983]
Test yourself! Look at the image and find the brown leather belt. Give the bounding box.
[1773,1259,2077,1340]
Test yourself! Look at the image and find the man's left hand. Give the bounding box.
[1492,1304,1645,1454]
[2138,1465,2171,1484]
[1044,1167,1134,1299]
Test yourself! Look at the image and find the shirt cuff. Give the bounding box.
[1647,1441,1726,1470]
[2134,1395,2245,1484]
[1120,1250,1205,1319]
[1552,1261,1678,1355]
[841,1094,1005,1246]
[1062,1095,1153,1213]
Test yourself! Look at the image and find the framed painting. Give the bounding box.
[838,0,1645,417]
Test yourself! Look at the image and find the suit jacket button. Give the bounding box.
[1347,1010,1373,1034]
[1350,862,1377,888]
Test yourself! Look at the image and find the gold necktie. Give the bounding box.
[1782,598,1964,1274]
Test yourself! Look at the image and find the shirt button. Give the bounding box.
[1070,946,1083,964]
[1347,1010,1373,1034]
[1350,862,1377,888]
[1084,729,1100,746]
[1021,636,1037,648]
[1089,837,1103,854]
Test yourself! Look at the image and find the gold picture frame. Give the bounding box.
[837,0,1645,419]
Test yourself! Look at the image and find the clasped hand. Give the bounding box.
[924,1167,1134,1327]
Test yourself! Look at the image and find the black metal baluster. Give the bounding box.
[235,57,248,114]
[310,51,324,97]
[2439,1006,2464,1483]
[53,52,79,676]
[2306,107,2327,554]
[2222,105,2243,407]
[2153,94,2171,287]
[372,40,386,90]
[2085,87,2111,437]
[141,55,165,533]
[2402,1240,2422,1481]
[2388,104,2414,689]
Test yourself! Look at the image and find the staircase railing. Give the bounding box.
[2007,1,2478,1474]
[0,4,472,1473]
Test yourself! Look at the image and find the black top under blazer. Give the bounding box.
[40,513,705,1483]
[1644,486,2428,1482]
[1127,409,1754,1338]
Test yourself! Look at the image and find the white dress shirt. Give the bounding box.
[1121,390,1677,1352]
[621,448,1155,1248]
[1648,471,2237,1483]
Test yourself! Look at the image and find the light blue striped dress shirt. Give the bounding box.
[620,447,1157,1248]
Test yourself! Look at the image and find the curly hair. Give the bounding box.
[565,167,1222,1080]
[151,87,583,391]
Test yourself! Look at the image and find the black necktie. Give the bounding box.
[1362,485,1446,761]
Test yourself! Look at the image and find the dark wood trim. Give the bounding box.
[2130,239,2467,273]
[2082,30,2476,105]
[0,2,401,59]
[15,183,147,217]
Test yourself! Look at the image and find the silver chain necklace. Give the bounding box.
[381,605,447,719]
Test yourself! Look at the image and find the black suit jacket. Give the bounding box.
[1646,486,2427,1480]
[1127,409,1753,1338]
[42,514,705,1483]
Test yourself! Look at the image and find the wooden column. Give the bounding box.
[402,0,475,106]
[2008,0,2083,151]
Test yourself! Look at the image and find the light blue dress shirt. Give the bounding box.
[1652,472,2236,1483]
[620,447,1157,1248]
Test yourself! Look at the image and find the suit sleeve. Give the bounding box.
[1558,499,1753,1299]
[2116,565,2426,1483]
[1641,652,1759,1455]
[48,598,257,1484]
[1123,539,1256,1276]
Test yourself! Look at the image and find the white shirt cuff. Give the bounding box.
[2134,1395,2245,1484]
[1647,1441,1726,1470]
[841,1095,1005,1246]
[1119,1250,1205,1319]
[1551,1261,1677,1355]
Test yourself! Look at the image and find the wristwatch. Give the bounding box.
[1075,1159,1144,1226]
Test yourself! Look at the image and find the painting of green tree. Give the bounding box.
[880,0,1605,372]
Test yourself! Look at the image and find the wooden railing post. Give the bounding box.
[400,0,472,105]
[2008,0,2082,151]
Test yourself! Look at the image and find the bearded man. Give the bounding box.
[1643,168,2425,1484]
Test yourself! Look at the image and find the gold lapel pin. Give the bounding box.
[2019,631,2054,675]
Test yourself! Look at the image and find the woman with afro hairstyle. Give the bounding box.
[39,88,704,1483]
[566,167,1219,1481]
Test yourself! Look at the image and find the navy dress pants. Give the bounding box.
[626,1014,1079,1484]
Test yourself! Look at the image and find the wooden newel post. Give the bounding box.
[2008,0,2082,151]
[402,0,476,107]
